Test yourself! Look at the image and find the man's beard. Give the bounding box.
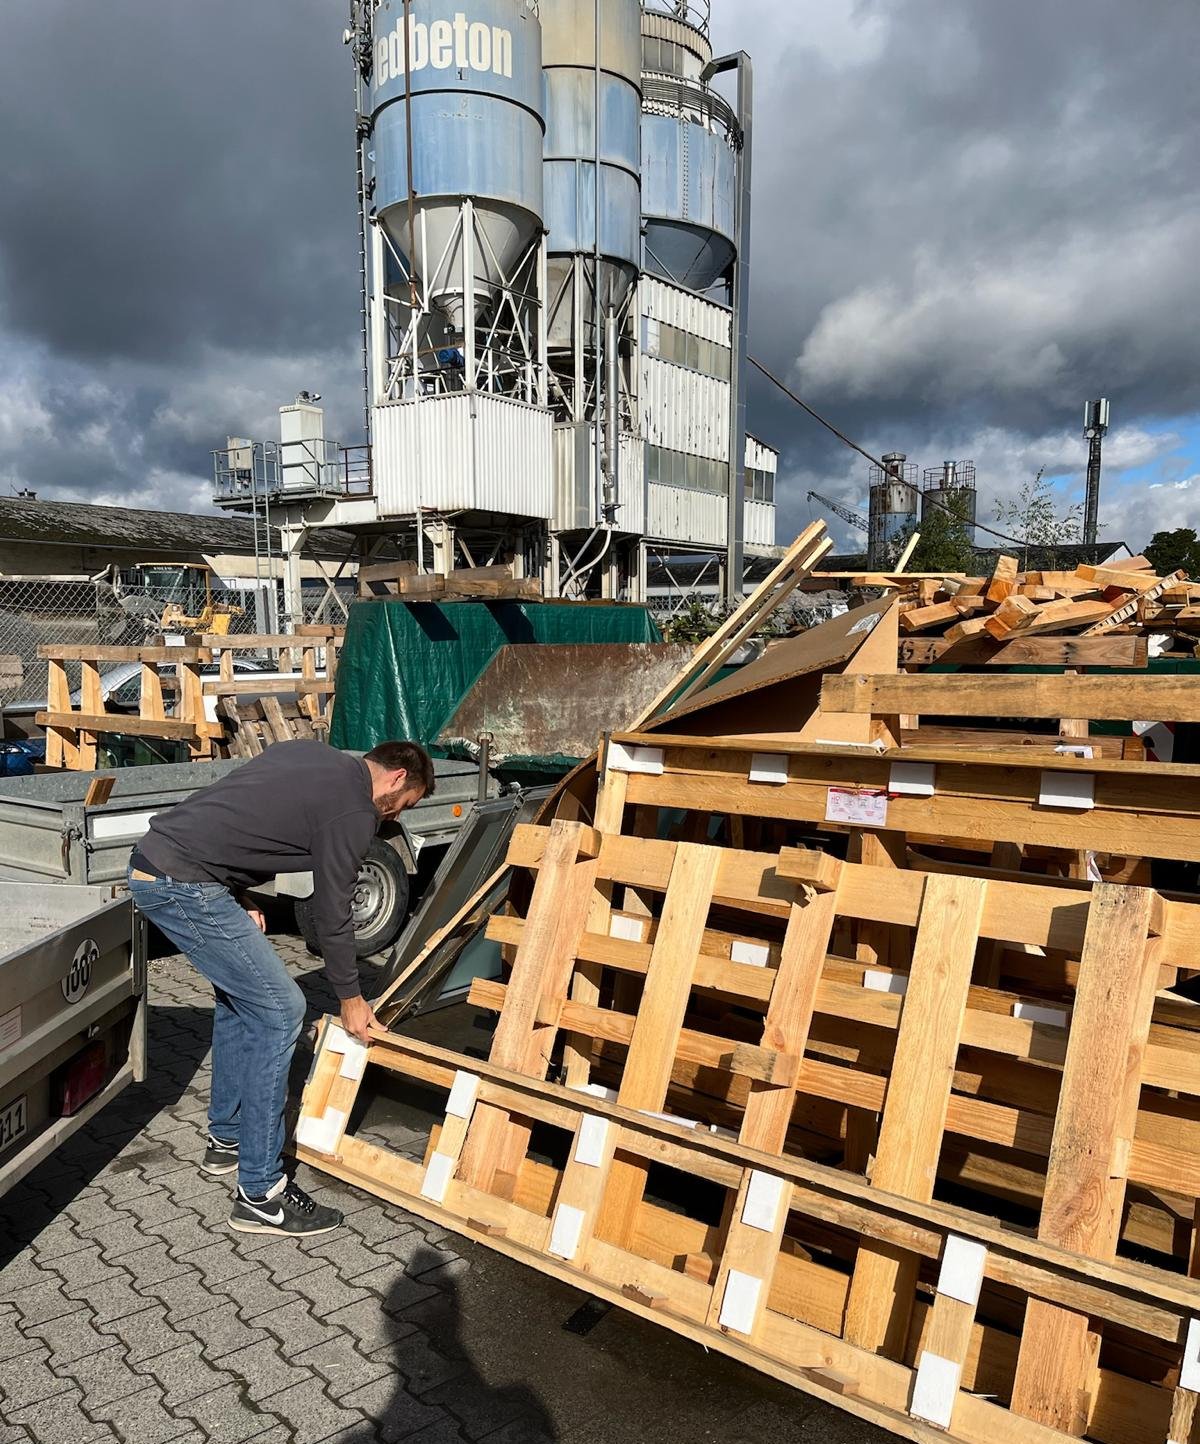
[377,787,410,817]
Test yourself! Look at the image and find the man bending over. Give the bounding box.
[128,738,434,1237]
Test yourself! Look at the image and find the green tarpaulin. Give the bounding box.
[329,600,662,754]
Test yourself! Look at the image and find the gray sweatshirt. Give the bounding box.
[138,741,378,1000]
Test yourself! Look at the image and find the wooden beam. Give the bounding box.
[986,555,1019,603]
[899,601,961,634]
[36,711,200,741]
[843,875,989,1356]
[37,644,208,663]
[1009,887,1162,1434]
[820,672,1200,723]
[897,636,1147,668]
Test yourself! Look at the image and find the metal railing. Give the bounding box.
[642,0,710,35]
[641,74,741,148]
[212,438,367,506]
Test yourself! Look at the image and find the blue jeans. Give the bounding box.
[128,871,306,1196]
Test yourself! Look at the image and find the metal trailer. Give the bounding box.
[0,757,497,956]
[0,884,147,1197]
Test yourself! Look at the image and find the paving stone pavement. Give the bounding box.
[1,928,887,1444]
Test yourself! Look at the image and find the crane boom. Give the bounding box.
[807,490,869,534]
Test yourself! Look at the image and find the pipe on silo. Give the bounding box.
[605,307,619,520]
[593,0,604,522]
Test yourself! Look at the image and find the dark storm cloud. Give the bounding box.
[0,0,358,363]
[713,0,1200,542]
[0,0,1196,541]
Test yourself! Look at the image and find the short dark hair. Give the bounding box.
[365,740,436,797]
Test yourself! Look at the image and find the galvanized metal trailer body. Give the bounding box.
[0,756,496,952]
[0,759,245,887]
[0,884,147,1197]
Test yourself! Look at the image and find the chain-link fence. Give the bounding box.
[0,577,355,705]
[300,582,356,628]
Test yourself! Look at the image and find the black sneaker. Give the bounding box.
[228,1179,343,1237]
[201,1135,239,1177]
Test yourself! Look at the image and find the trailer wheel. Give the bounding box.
[294,840,412,960]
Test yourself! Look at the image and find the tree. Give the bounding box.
[662,598,729,645]
[993,469,1083,550]
[888,486,976,574]
[1145,528,1200,578]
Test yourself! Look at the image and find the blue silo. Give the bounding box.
[640,3,739,295]
[541,0,643,346]
[368,0,545,326]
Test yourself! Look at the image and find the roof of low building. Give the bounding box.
[0,495,354,559]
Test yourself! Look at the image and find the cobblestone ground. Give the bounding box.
[0,930,884,1444]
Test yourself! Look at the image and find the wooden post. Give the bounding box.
[843,873,988,1358]
[563,760,629,1087]
[457,821,600,1192]
[706,886,838,1339]
[1009,885,1162,1434]
[596,844,723,1248]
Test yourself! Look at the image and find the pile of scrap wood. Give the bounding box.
[882,554,1198,659]
[358,560,541,602]
[295,523,1200,1444]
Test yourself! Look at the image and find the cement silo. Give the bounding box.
[867,453,919,568]
[542,0,644,537]
[359,0,554,521]
[922,461,977,544]
[368,0,544,330]
[639,2,739,296]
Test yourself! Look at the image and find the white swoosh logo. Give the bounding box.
[250,1206,285,1224]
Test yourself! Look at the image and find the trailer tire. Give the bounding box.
[294,840,412,960]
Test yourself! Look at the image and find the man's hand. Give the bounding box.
[245,907,267,934]
[340,994,378,1044]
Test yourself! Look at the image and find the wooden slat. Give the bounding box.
[897,635,1147,668]
[201,677,333,696]
[821,672,1200,722]
[598,844,723,1247]
[843,874,988,1356]
[705,887,838,1338]
[458,820,600,1192]
[37,644,208,663]
[1009,886,1162,1434]
[36,711,200,741]
[201,632,342,649]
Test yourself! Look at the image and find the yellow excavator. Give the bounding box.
[159,564,243,635]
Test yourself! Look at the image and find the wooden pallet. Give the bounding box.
[200,630,341,731]
[36,644,222,768]
[217,696,323,757]
[294,825,1200,1444]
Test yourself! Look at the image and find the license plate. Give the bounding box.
[0,1096,28,1153]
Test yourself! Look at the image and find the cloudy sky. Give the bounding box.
[1,0,1197,552]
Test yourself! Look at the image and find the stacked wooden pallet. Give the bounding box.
[293,524,1200,1444]
[876,555,1197,662]
[357,560,541,602]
